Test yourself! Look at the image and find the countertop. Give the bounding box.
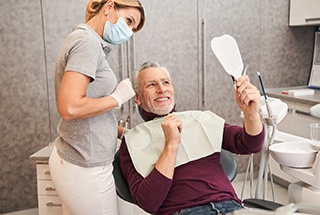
[29,144,53,164]
[266,86,320,106]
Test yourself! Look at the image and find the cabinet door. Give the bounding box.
[294,103,320,138]
[132,0,199,126]
[289,0,320,26]
[277,101,295,135]
[198,0,261,125]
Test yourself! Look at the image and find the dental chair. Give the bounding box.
[112,149,237,204]
[112,107,283,211]
[113,148,283,210]
[113,106,238,204]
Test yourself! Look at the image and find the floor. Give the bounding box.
[1,175,289,215]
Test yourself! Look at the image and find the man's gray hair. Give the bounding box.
[131,61,171,92]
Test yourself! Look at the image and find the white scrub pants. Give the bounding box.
[49,147,119,215]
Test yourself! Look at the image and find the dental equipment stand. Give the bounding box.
[238,131,320,214]
[241,117,278,205]
[241,97,288,209]
[243,113,320,210]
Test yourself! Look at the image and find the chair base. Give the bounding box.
[243,198,283,211]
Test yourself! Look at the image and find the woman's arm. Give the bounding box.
[57,71,118,120]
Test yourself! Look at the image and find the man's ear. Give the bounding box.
[134,94,141,105]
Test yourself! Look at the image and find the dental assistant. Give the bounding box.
[48,0,145,214]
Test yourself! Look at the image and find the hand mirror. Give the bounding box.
[211,34,244,80]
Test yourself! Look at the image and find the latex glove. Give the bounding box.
[110,78,135,109]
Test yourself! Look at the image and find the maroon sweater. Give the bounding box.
[119,111,264,215]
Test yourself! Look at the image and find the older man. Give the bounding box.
[118,61,264,215]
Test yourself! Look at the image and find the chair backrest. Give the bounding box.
[113,150,135,204]
[112,149,238,204]
[220,149,238,182]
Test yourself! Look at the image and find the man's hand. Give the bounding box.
[235,75,263,136]
[161,114,182,150]
[234,75,260,117]
[155,114,182,179]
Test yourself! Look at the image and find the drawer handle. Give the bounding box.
[45,187,56,191]
[305,17,320,22]
[44,171,51,175]
[295,110,311,117]
[46,202,62,207]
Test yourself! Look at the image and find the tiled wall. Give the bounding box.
[0,0,317,213]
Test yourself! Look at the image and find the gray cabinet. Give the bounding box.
[136,0,199,113]
[277,100,320,139]
[198,0,261,125]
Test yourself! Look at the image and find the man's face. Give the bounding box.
[134,67,175,116]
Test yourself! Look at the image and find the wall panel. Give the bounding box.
[41,0,88,141]
[0,0,48,212]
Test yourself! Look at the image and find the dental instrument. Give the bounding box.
[258,72,273,119]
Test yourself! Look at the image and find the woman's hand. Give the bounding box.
[110,78,135,109]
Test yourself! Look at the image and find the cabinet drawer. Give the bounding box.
[38,180,58,195]
[38,195,62,215]
[37,164,51,180]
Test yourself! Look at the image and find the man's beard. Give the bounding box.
[151,103,175,116]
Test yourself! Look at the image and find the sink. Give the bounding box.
[269,141,317,168]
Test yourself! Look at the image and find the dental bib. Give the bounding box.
[125,110,225,177]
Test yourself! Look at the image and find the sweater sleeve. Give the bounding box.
[222,123,265,154]
[118,138,173,214]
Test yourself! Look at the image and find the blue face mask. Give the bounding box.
[103,16,133,45]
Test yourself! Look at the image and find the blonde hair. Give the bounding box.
[86,0,145,32]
